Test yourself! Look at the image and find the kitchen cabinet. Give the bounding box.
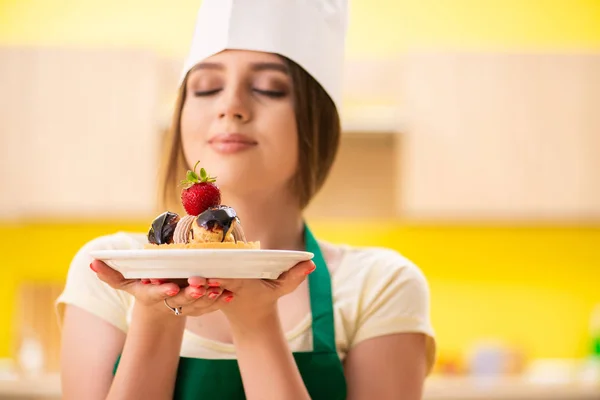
[397,52,600,222]
[2,48,599,222]
[0,48,403,221]
[305,132,399,220]
[0,47,170,220]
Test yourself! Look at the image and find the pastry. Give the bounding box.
[145,161,259,249]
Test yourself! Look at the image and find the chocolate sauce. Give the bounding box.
[196,205,240,242]
[148,211,180,245]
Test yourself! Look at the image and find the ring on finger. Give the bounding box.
[164,298,183,316]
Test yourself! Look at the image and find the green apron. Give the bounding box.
[114,226,348,399]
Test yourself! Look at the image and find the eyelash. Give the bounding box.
[193,89,221,97]
[193,89,286,98]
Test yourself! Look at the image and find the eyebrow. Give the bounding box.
[251,62,289,74]
[191,62,289,74]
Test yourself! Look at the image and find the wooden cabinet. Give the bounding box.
[397,52,600,222]
[2,48,598,222]
[0,48,404,221]
[305,132,399,220]
[0,47,170,220]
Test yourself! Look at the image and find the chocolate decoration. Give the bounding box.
[173,215,196,244]
[196,205,240,242]
[148,211,180,245]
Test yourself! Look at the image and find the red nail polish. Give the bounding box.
[305,264,316,275]
[90,263,98,272]
[224,295,234,303]
[141,280,150,285]
[191,292,203,299]
[208,292,219,299]
[166,290,178,296]
[208,282,220,287]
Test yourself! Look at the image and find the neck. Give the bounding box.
[220,188,305,251]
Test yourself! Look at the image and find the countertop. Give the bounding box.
[424,376,600,400]
[0,374,599,400]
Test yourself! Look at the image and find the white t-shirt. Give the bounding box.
[55,232,436,372]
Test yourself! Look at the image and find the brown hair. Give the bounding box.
[157,56,340,213]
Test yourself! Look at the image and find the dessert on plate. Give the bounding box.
[145,161,259,250]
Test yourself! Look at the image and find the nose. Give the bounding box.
[218,87,250,122]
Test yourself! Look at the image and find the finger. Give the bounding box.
[91,260,180,303]
[191,296,226,316]
[276,261,315,291]
[141,279,151,285]
[132,282,182,304]
[188,285,207,299]
[170,285,207,307]
[151,278,188,288]
[284,260,316,280]
[220,289,234,303]
[90,260,132,289]
[206,286,224,301]
[188,276,208,288]
[206,278,242,292]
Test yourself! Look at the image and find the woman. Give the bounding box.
[57,1,436,399]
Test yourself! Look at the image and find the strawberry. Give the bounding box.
[180,161,221,216]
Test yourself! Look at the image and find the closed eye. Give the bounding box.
[193,88,286,98]
[193,89,221,97]
[253,89,286,98]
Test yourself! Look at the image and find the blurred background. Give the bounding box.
[1,0,599,399]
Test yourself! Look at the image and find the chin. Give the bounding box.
[190,153,294,193]
[209,166,257,191]
[220,172,293,200]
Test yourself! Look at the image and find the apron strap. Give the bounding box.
[304,225,337,354]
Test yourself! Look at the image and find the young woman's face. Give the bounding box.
[181,50,298,199]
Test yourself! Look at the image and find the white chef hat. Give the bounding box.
[181,0,349,109]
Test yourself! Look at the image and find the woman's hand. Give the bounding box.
[90,259,230,317]
[188,260,316,324]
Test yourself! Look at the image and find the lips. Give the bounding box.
[209,133,257,144]
[208,133,257,154]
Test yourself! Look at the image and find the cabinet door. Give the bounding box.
[398,53,600,222]
[0,47,166,220]
[0,48,34,220]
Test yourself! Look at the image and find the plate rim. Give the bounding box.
[90,248,315,260]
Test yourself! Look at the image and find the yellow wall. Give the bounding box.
[0,0,599,58]
[1,221,599,365]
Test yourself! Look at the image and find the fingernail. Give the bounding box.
[304,264,316,275]
[190,283,203,288]
[224,295,234,303]
[141,279,150,285]
[208,282,220,287]
[151,279,164,285]
[208,292,219,299]
[166,290,178,296]
[191,291,203,299]
[90,263,98,273]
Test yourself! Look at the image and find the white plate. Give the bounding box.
[90,249,314,279]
